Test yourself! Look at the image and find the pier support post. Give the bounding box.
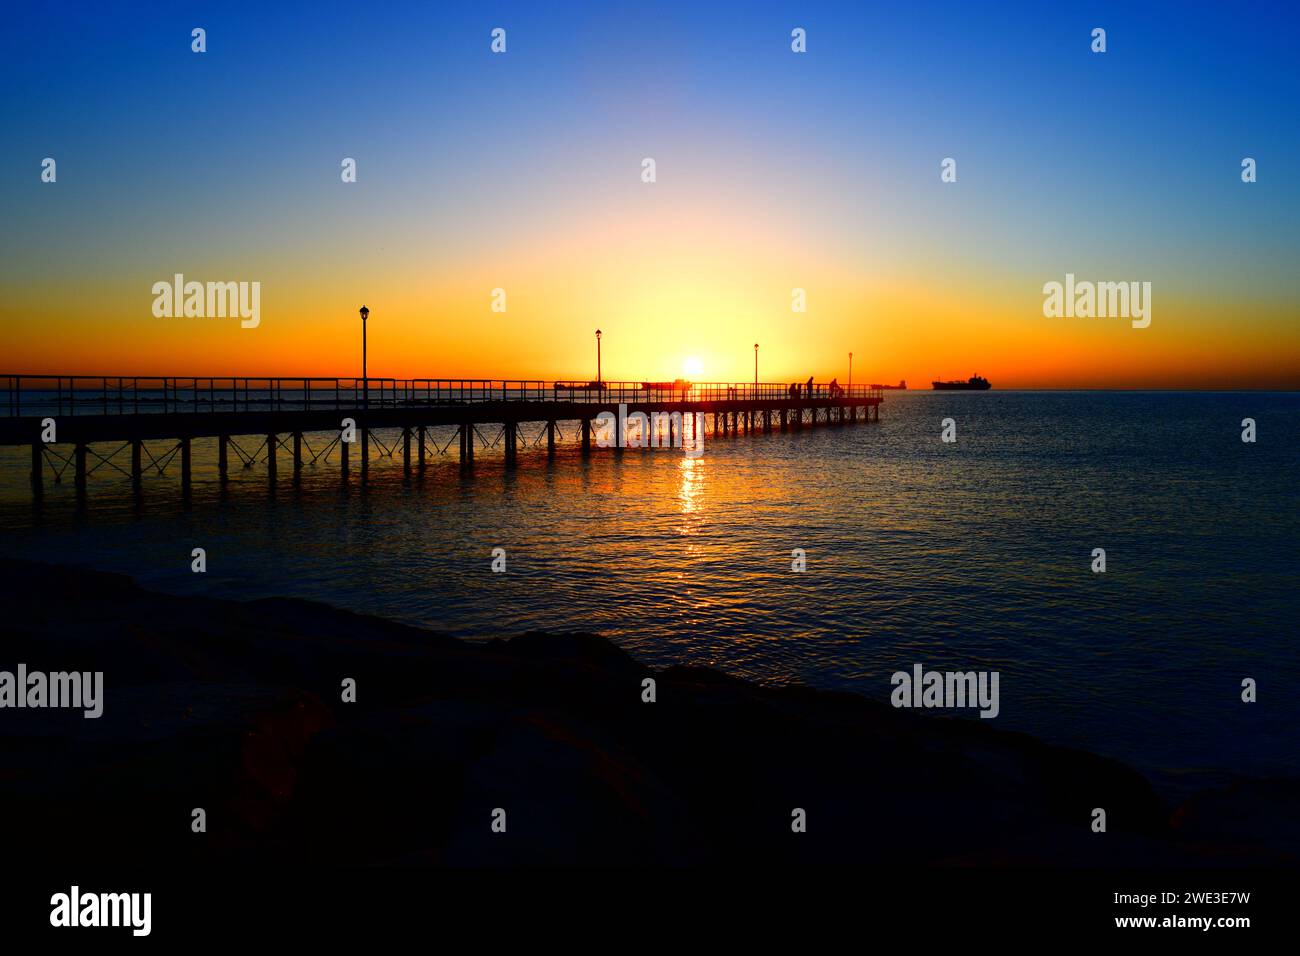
[74,442,87,500]
[132,439,143,493]
[181,437,192,498]
[30,443,42,498]
[402,427,411,479]
[459,424,467,466]
[293,432,303,484]
[581,418,591,456]
[417,426,426,472]
[360,427,368,485]
[547,421,556,457]
[466,423,474,465]
[504,422,517,467]
[266,433,277,487]
[217,435,228,485]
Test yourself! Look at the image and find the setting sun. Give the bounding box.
[683,356,704,378]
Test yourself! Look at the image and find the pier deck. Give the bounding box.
[2,376,883,499]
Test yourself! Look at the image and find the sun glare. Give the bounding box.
[683,356,704,378]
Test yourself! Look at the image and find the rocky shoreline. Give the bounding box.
[1,558,1294,866]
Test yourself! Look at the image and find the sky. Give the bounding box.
[1,0,1298,387]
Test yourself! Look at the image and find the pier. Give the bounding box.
[2,376,883,500]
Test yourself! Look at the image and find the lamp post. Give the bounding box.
[360,305,369,409]
[849,351,853,390]
[754,343,759,391]
[595,329,602,386]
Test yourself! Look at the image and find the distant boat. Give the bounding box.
[641,379,692,391]
[932,375,991,390]
[871,380,907,390]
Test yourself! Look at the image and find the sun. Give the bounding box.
[683,356,704,378]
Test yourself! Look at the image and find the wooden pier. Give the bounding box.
[1,376,883,501]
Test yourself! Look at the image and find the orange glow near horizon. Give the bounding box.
[4,185,1297,389]
[5,267,1297,389]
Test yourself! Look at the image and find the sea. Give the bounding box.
[2,390,1297,799]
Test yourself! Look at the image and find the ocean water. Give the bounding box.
[2,391,1297,797]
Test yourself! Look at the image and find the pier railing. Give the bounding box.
[1,376,883,417]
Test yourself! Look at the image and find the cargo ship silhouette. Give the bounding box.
[932,375,991,390]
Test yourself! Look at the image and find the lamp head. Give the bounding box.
[359,306,369,321]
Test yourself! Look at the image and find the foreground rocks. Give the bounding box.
[0,559,1293,866]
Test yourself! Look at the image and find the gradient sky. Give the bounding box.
[2,0,1298,387]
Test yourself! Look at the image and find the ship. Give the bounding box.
[931,375,991,390]
[871,380,907,390]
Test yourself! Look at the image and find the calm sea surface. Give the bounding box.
[3,391,1297,797]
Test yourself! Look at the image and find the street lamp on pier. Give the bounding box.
[360,305,370,409]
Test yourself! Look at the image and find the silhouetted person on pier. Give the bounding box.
[829,378,840,399]
[806,376,814,399]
